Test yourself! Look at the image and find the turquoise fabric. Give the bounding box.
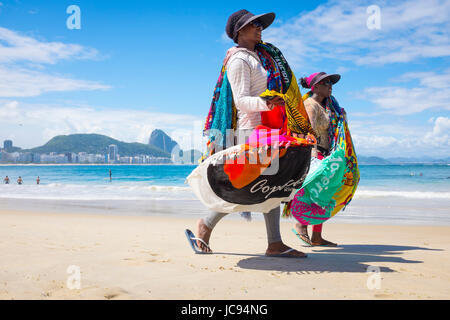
[208,71,234,148]
[301,147,347,207]
[288,146,347,225]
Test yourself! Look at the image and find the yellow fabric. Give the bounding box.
[260,73,316,136]
[330,119,360,216]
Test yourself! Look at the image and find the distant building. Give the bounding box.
[3,140,13,151]
[18,153,32,163]
[108,144,118,163]
[40,153,68,163]
[31,153,41,163]
[0,151,13,163]
[65,152,74,163]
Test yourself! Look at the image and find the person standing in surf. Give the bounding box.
[188,9,307,258]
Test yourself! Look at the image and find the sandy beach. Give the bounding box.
[0,208,449,300]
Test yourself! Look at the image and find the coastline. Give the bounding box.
[0,208,449,300]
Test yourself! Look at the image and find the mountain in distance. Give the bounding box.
[358,156,392,165]
[386,156,450,164]
[358,155,449,165]
[24,134,170,157]
[148,129,178,154]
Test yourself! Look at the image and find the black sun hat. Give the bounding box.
[226,9,275,43]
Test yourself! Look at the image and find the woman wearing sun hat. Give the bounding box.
[185,9,308,258]
[292,72,342,247]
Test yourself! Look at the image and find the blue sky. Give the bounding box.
[0,0,449,158]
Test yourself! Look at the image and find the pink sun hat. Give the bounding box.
[300,72,341,91]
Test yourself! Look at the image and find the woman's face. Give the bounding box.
[238,20,263,44]
[314,79,332,97]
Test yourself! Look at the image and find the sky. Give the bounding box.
[0,0,449,158]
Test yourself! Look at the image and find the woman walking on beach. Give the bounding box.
[292,72,342,247]
[188,9,306,258]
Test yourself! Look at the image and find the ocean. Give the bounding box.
[0,164,449,225]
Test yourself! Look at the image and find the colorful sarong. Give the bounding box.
[283,93,360,224]
[187,126,315,213]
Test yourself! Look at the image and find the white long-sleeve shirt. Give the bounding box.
[225,48,271,130]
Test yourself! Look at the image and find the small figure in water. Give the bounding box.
[109,169,112,181]
[17,176,23,185]
[36,176,40,184]
[4,176,9,184]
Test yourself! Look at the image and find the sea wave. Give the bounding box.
[0,183,194,201]
[354,190,450,200]
[1,183,449,202]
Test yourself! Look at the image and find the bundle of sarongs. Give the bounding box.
[187,41,316,213]
[187,126,315,213]
[282,93,360,225]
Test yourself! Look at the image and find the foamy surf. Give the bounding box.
[0,183,194,201]
[354,189,450,200]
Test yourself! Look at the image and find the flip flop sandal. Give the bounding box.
[265,248,308,259]
[291,228,313,247]
[311,240,338,247]
[184,229,213,254]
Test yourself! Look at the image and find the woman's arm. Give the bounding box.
[227,57,272,113]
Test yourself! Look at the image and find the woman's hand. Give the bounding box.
[291,132,305,139]
[266,96,285,110]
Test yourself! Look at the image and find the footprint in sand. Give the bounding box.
[103,287,130,300]
[374,293,392,298]
[122,257,170,266]
[122,258,144,266]
[147,258,171,263]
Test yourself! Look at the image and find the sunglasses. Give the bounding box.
[318,80,332,86]
[250,20,263,28]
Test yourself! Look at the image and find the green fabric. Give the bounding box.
[302,147,347,208]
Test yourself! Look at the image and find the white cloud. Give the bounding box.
[264,0,450,69]
[360,69,450,115]
[423,117,450,147]
[0,66,110,97]
[0,100,206,151]
[0,27,98,64]
[0,27,108,97]
[346,116,450,158]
